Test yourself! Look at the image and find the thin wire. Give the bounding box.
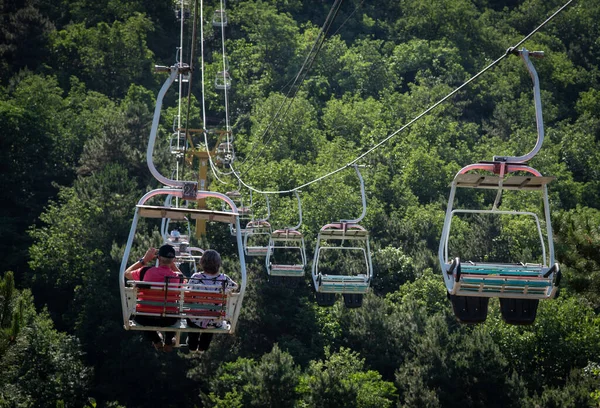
[198,0,233,186]
[330,0,364,37]
[205,1,237,180]
[234,0,345,172]
[181,0,200,182]
[219,2,231,141]
[203,0,347,180]
[225,0,575,195]
[200,0,207,136]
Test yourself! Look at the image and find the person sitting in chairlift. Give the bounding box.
[186,249,238,354]
[125,244,183,352]
[170,229,181,242]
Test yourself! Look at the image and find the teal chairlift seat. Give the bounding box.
[438,49,560,325]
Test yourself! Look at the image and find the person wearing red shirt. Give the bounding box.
[125,244,183,352]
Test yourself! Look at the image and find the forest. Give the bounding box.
[1,0,600,406]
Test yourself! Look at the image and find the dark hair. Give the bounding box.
[200,249,221,274]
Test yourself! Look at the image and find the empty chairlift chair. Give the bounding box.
[312,165,372,308]
[215,142,235,166]
[225,189,252,237]
[244,195,272,257]
[212,9,228,27]
[215,71,231,91]
[438,48,560,325]
[266,191,307,281]
[169,131,188,155]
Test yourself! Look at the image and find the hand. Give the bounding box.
[142,248,156,264]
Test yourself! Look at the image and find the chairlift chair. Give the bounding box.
[176,246,204,277]
[169,131,188,155]
[175,7,191,21]
[438,49,560,325]
[225,189,253,237]
[212,9,228,27]
[124,63,247,347]
[215,142,235,166]
[215,71,231,90]
[266,191,307,279]
[312,165,372,308]
[244,195,272,257]
[119,189,247,346]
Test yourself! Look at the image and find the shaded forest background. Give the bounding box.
[1,0,600,406]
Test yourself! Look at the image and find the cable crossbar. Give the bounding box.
[210,0,575,196]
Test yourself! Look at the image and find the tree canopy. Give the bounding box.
[1,0,600,406]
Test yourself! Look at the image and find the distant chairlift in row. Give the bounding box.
[169,130,188,155]
[266,191,307,283]
[212,9,228,27]
[438,48,560,325]
[244,195,272,257]
[175,246,205,277]
[225,188,253,237]
[215,71,231,91]
[312,165,372,308]
[215,141,235,166]
[175,7,190,21]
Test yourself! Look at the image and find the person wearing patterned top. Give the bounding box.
[186,249,238,353]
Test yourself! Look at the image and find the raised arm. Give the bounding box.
[124,247,156,279]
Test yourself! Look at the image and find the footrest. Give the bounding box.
[343,293,363,308]
[499,298,539,325]
[316,292,336,307]
[449,294,489,323]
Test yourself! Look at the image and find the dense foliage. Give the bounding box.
[1,0,600,406]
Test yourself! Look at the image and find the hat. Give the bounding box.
[158,244,176,258]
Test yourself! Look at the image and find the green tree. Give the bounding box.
[49,13,156,97]
[204,345,301,407]
[297,347,397,408]
[0,285,91,408]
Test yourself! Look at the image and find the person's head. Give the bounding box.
[170,229,181,242]
[157,244,176,265]
[200,249,221,274]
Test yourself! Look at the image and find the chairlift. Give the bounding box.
[159,198,200,277]
[244,195,272,257]
[215,142,235,166]
[215,71,232,90]
[225,188,253,236]
[266,191,307,280]
[175,7,191,21]
[169,131,187,155]
[212,9,228,27]
[122,65,247,347]
[438,48,560,325]
[119,189,247,346]
[312,165,372,308]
